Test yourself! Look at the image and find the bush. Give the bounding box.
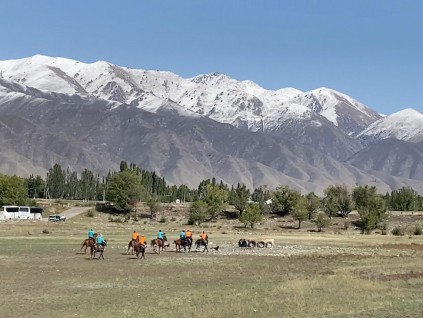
[379,222,388,235]
[42,229,50,234]
[108,215,123,223]
[86,209,95,218]
[159,216,167,223]
[343,221,350,230]
[391,226,405,236]
[413,225,423,236]
[170,217,177,222]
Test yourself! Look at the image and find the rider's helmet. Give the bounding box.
[133,230,136,233]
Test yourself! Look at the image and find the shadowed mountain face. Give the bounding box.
[1,78,423,195]
[346,139,423,181]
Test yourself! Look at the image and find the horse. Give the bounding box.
[91,240,107,260]
[150,236,168,254]
[174,237,192,252]
[80,233,98,254]
[195,238,208,253]
[127,239,138,255]
[134,242,146,260]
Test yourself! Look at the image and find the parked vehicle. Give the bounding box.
[48,215,66,222]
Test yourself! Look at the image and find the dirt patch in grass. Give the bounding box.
[379,243,423,251]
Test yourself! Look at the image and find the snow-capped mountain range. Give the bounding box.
[0,55,422,194]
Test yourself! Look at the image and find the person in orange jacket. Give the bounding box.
[132,230,140,242]
[200,231,208,244]
[139,234,147,246]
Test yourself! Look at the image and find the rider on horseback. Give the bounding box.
[157,229,165,244]
[185,229,192,244]
[132,230,140,242]
[88,228,95,243]
[96,233,106,249]
[180,230,186,244]
[139,234,147,247]
[200,231,208,245]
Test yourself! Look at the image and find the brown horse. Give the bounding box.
[134,242,146,260]
[91,240,107,260]
[80,233,97,254]
[150,236,168,254]
[195,238,208,253]
[127,239,138,255]
[174,237,192,252]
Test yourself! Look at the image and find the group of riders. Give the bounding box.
[86,228,209,255]
[130,229,208,247]
[88,228,106,249]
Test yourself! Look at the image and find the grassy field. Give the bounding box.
[1,211,423,318]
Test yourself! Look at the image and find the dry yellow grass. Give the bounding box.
[1,212,423,318]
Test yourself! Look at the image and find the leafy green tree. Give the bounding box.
[189,201,209,225]
[305,192,320,220]
[390,187,418,211]
[234,184,250,215]
[27,175,45,199]
[252,185,271,214]
[239,203,262,228]
[291,196,309,229]
[323,185,353,218]
[203,184,229,220]
[315,212,331,232]
[0,174,28,206]
[106,170,142,213]
[46,163,66,199]
[271,185,301,215]
[352,186,387,234]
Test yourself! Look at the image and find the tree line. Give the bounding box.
[1,161,423,234]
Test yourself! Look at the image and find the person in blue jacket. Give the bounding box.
[96,233,105,247]
[88,228,95,239]
[157,229,164,243]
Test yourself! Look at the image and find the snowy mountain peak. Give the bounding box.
[191,72,232,85]
[357,108,423,142]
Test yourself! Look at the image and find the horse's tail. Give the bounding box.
[80,239,87,250]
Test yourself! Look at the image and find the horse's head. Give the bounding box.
[163,235,168,241]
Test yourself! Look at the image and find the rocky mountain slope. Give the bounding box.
[0,55,422,194]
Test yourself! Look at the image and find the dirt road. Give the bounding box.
[43,206,92,221]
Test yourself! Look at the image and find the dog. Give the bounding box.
[211,246,220,252]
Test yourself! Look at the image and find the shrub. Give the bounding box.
[413,225,423,236]
[391,226,405,236]
[170,217,177,222]
[86,210,95,218]
[108,215,123,223]
[42,229,50,234]
[159,216,167,223]
[379,222,388,235]
[343,221,350,230]
[315,212,330,232]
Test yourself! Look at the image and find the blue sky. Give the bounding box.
[1,0,422,114]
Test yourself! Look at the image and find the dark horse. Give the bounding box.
[150,236,168,254]
[134,242,146,260]
[80,233,98,254]
[174,237,192,252]
[91,240,107,260]
[195,238,208,253]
